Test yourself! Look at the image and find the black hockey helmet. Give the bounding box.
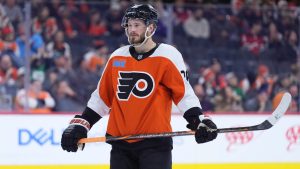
[121,4,158,28]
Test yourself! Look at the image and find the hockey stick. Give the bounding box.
[78,92,291,144]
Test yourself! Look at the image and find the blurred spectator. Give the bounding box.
[15,66,25,89]
[199,67,216,99]
[280,30,298,63]
[46,30,72,64]
[65,0,79,14]
[105,3,123,37]
[240,71,255,94]
[193,83,214,112]
[16,22,45,61]
[277,0,297,35]
[57,5,78,39]
[0,54,18,91]
[15,79,55,113]
[254,64,276,94]
[87,10,108,37]
[256,88,272,112]
[213,86,243,112]
[32,6,58,42]
[0,4,13,30]
[210,9,233,48]
[231,0,245,15]
[173,0,189,25]
[152,1,168,41]
[46,52,73,80]
[272,74,292,96]
[240,71,258,108]
[43,52,77,96]
[3,0,23,28]
[199,59,227,99]
[74,55,100,103]
[73,0,91,32]
[78,0,90,15]
[244,86,272,112]
[241,21,265,56]
[183,8,210,40]
[266,22,283,50]
[226,72,244,99]
[288,84,299,112]
[83,39,108,73]
[290,64,299,84]
[31,0,44,17]
[48,0,61,19]
[30,54,54,84]
[261,1,278,26]
[53,79,84,112]
[0,27,22,67]
[238,1,263,27]
[0,91,12,111]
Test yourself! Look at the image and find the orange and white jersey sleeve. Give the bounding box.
[152,44,202,113]
[86,85,111,117]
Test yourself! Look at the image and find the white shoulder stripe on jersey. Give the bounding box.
[150,43,202,113]
[150,43,186,71]
[110,45,131,58]
[87,84,110,117]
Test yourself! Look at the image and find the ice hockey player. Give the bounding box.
[61,4,218,169]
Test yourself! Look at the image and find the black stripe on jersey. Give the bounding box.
[129,43,160,61]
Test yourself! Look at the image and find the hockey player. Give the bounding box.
[61,4,218,169]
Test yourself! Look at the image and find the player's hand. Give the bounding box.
[195,117,218,144]
[61,116,90,152]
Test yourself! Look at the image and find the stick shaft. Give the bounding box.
[78,126,261,143]
[78,92,291,144]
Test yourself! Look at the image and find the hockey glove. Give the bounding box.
[61,115,90,152]
[183,107,218,143]
[195,116,218,144]
[184,107,202,131]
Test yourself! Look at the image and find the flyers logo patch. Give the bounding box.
[117,71,155,100]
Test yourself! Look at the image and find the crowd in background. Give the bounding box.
[0,0,299,113]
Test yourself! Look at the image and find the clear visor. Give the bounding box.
[121,17,147,28]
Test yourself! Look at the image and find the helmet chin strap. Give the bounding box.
[126,26,156,48]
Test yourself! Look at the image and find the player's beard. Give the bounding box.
[129,32,146,45]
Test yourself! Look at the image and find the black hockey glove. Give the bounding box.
[61,107,102,152]
[61,115,90,152]
[195,116,218,144]
[183,107,218,144]
[184,107,202,131]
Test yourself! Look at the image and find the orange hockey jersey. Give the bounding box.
[87,43,201,142]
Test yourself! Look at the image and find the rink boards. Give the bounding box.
[0,113,299,168]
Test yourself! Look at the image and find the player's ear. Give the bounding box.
[147,23,155,35]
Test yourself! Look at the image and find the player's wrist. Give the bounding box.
[81,107,102,127]
[69,115,91,132]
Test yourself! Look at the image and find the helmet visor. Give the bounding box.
[121,7,158,28]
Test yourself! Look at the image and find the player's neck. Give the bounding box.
[134,39,156,54]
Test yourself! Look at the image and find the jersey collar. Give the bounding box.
[129,43,160,61]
